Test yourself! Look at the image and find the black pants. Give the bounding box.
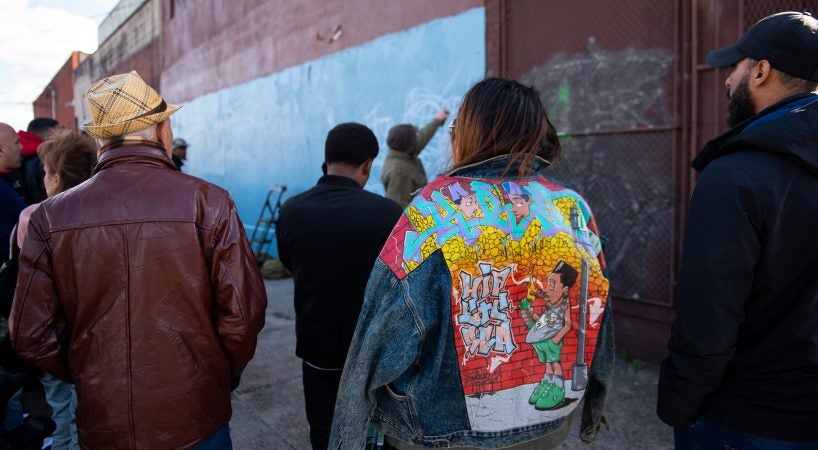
[302,361,343,450]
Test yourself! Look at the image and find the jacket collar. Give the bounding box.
[692,92,818,172]
[445,154,551,178]
[95,138,178,174]
[386,149,418,161]
[317,174,362,189]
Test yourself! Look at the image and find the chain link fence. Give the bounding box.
[745,0,818,26]
[506,0,678,305]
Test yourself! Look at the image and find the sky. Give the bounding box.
[0,0,120,131]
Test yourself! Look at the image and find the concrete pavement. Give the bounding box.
[230,278,673,449]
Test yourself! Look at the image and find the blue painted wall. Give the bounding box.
[171,8,485,255]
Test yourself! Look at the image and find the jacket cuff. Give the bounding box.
[580,415,609,443]
[656,379,701,427]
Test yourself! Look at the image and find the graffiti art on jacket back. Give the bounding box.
[381,176,609,430]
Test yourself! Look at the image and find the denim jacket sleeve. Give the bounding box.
[580,300,614,442]
[329,259,424,450]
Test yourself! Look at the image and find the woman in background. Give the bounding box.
[18,129,97,450]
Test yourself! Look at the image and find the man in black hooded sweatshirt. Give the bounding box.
[658,11,818,449]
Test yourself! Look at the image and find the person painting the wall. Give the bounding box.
[381,106,450,208]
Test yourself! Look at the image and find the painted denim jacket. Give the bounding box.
[330,155,614,449]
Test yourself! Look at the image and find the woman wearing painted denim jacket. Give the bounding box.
[330,78,614,449]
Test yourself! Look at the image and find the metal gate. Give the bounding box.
[487,0,818,360]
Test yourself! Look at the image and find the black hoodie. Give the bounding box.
[658,93,818,443]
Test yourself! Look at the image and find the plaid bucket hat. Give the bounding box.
[84,71,180,139]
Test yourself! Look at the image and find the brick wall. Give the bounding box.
[32,52,89,129]
[455,277,604,395]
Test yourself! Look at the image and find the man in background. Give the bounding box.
[16,117,59,204]
[277,123,402,449]
[658,11,818,448]
[0,123,24,263]
[0,122,26,433]
[10,71,267,449]
[172,137,188,170]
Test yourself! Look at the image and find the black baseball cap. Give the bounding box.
[706,11,818,81]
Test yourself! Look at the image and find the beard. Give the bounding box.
[726,75,757,128]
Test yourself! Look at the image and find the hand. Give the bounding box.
[435,106,450,122]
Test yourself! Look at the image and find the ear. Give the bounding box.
[156,119,173,156]
[750,60,772,87]
[361,159,373,177]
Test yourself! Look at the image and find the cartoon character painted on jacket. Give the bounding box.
[502,181,531,224]
[521,260,578,410]
[441,180,481,219]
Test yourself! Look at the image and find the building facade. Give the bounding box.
[33,51,89,129]
[73,0,161,129]
[33,0,807,360]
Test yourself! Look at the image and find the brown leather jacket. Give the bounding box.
[9,142,267,449]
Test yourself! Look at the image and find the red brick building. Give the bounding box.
[32,51,89,129]
[73,0,161,130]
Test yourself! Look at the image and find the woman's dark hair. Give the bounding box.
[449,78,561,176]
[38,130,98,193]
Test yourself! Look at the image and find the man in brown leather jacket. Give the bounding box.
[9,71,267,449]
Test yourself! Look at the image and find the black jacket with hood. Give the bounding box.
[657,93,818,443]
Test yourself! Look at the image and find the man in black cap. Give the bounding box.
[658,11,818,448]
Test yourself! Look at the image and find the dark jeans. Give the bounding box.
[674,418,818,450]
[193,424,232,450]
[302,361,343,450]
